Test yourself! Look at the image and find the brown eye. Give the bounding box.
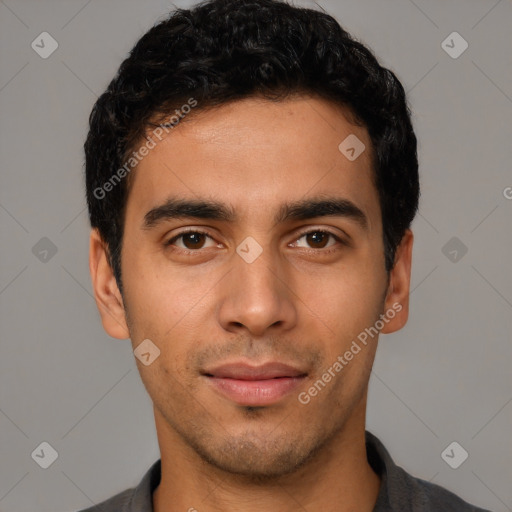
[292,230,340,250]
[167,231,216,251]
[305,231,330,249]
[183,232,206,249]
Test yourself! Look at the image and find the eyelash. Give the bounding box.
[165,228,347,255]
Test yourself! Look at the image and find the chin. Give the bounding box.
[186,428,328,480]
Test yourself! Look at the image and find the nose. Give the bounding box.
[216,245,298,337]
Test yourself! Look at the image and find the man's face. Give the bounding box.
[95,96,409,477]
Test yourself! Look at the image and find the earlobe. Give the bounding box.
[89,229,130,339]
[380,229,414,335]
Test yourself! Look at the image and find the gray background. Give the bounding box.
[0,0,511,511]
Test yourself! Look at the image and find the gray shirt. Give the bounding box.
[77,431,493,511]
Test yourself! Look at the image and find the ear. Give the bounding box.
[380,229,414,334]
[89,229,130,339]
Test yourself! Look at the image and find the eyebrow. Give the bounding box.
[142,196,369,232]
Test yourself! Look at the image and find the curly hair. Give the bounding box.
[85,0,419,291]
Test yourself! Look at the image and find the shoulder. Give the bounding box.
[390,464,493,512]
[75,487,134,512]
[365,432,493,512]
[74,459,161,512]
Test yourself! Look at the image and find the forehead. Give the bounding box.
[125,96,380,232]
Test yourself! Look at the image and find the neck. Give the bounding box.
[153,404,381,512]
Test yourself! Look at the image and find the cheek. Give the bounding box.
[295,259,385,332]
[137,358,199,425]
[292,267,385,399]
[122,249,218,334]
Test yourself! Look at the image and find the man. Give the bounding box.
[81,0,491,510]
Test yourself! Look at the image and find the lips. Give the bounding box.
[204,362,306,380]
[202,362,307,406]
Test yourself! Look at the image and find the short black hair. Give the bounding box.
[85,0,419,290]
